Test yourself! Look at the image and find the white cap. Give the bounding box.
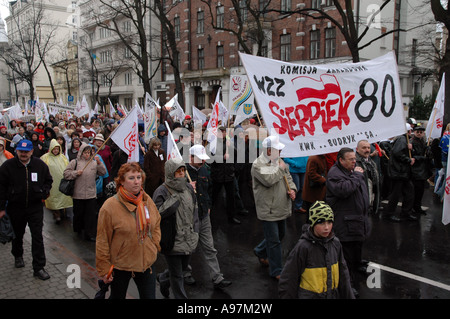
[262,135,285,150]
[189,144,210,160]
[406,123,412,132]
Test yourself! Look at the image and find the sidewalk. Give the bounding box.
[0,227,97,299]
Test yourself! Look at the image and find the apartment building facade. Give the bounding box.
[159,0,437,116]
[5,0,75,106]
[77,0,161,112]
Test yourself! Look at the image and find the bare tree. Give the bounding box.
[84,0,160,101]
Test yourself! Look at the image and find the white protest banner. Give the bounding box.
[167,94,185,123]
[108,98,115,117]
[426,73,445,141]
[218,101,229,126]
[239,51,406,157]
[48,102,75,113]
[75,95,90,118]
[110,106,140,163]
[8,103,23,120]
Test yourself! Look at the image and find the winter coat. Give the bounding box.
[40,139,73,210]
[302,155,327,203]
[0,155,53,210]
[325,161,370,242]
[29,131,44,158]
[187,163,212,220]
[411,136,432,180]
[96,190,161,277]
[283,156,308,174]
[210,138,235,183]
[388,135,413,180]
[157,124,168,153]
[67,137,82,161]
[251,152,296,222]
[63,142,106,200]
[152,158,199,255]
[278,224,354,299]
[143,148,166,198]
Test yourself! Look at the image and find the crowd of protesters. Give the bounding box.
[0,104,446,299]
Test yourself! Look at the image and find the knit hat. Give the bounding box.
[309,201,334,227]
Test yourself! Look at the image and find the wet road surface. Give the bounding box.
[41,182,450,299]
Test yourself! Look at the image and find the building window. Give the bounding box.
[123,20,132,33]
[217,5,224,28]
[239,0,248,22]
[100,50,112,63]
[281,0,291,11]
[125,72,132,85]
[99,27,111,39]
[261,39,268,57]
[174,16,180,38]
[325,27,336,58]
[311,0,320,9]
[198,48,205,70]
[197,11,204,34]
[101,74,113,87]
[310,30,320,59]
[280,34,291,61]
[217,45,224,67]
[124,47,132,59]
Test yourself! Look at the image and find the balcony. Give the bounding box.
[183,67,230,81]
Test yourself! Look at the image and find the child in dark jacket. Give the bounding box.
[278,201,355,299]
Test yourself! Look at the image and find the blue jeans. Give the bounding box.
[254,219,286,277]
[290,172,305,210]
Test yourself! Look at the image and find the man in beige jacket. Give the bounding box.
[252,135,296,279]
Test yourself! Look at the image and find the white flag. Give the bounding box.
[192,105,207,124]
[145,92,160,112]
[443,149,450,225]
[206,88,221,154]
[426,74,445,140]
[94,102,99,114]
[110,106,140,163]
[165,121,182,160]
[75,95,90,118]
[108,98,115,117]
[8,103,22,120]
[218,101,229,126]
[166,94,185,123]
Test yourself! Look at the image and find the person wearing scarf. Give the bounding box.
[153,157,199,299]
[96,162,161,299]
[0,138,13,166]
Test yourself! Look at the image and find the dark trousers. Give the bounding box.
[8,204,46,271]
[385,179,414,216]
[412,179,425,212]
[73,198,97,238]
[109,268,156,299]
[159,254,191,299]
[212,180,236,220]
[341,241,363,286]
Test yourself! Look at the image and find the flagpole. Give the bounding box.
[81,135,112,172]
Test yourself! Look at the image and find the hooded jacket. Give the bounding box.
[251,152,296,221]
[96,189,161,276]
[278,224,354,299]
[152,158,199,255]
[43,127,57,153]
[40,139,73,210]
[63,142,106,200]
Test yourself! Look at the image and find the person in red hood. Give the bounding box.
[34,122,45,142]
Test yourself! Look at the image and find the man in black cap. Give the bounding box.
[410,125,433,216]
[0,139,53,280]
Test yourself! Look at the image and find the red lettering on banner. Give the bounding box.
[124,122,137,158]
[437,118,443,129]
[445,176,450,195]
[269,75,354,141]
